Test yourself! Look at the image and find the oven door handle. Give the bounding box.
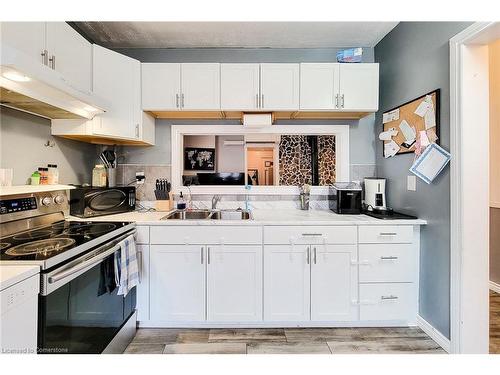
[48,230,136,284]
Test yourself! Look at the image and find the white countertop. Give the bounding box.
[0,265,39,291]
[69,209,427,226]
[0,184,75,196]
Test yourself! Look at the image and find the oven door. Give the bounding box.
[38,230,138,354]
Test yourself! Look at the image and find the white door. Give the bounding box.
[338,63,379,111]
[207,245,262,322]
[136,244,150,321]
[150,245,206,322]
[264,245,310,321]
[220,63,260,110]
[141,63,181,110]
[181,63,220,110]
[0,22,46,64]
[45,22,92,93]
[311,244,358,321]
[260,63,299,110]
[300,63,339,110]
[92,45,138,139]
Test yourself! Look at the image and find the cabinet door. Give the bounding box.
[311,244,358,321]
[136,244,150,321]
[300,63,339,110]
[0,22,46,64]
[338,63,379,111]
[45,22,92,94]
[150,245,206,322]
[141,63,181,110]
[181,63,220,110]
[264,245,310,321]
[220,64,260,110]
[207,245,262,321]
[260,63,299,110]
[92,45,138,139]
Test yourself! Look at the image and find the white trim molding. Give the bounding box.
[490,281,500,294]
[171,124,350,195]
[416,315,451,353]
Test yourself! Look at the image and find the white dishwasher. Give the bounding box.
[0,266,40,354]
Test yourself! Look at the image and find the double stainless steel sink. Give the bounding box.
[161,209,252,221]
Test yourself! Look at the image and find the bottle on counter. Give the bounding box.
[176,192,187,210]
[92,164,107,187]
[38,167,48,185]
[47,164,59,185]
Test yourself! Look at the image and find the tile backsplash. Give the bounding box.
[116,164,171,201]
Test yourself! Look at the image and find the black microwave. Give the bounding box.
[329,183,362,215]
[69,186,136,218]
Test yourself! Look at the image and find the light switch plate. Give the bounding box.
[407,175,416,191]
[136,171,145,184]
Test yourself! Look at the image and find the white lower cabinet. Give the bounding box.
[311,245,358,321]
[359,283,415,321]
[207,245,262,321]
[264,245,310,321]
[150,245,206,322]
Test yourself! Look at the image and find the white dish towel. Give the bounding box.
[114,235,139,296]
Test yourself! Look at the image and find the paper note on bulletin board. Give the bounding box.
[382,89,440,156]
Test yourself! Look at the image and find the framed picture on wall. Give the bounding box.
[184,148,216,171]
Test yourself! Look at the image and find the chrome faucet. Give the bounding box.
[212,195,221,210]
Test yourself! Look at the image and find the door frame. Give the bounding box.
[449,21,499,353]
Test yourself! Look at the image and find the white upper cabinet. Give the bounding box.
[181,63,220,110]
[220,64,260,110]
[142,63,181,110]
[311,245,358,321]
[260,63,299,110]
[0,22,47,63]
[207,245,262,322]
[92,45,140,140]
[338,63,379,111]
[45,22,92,94]
[300,63,339,110]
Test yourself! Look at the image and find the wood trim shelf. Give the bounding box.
[55,134,154,146]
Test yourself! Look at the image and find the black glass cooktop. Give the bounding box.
[0,220,131,262]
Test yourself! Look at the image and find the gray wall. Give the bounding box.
[491,208,500,284]
[374,22,472,338]
[0,107,97,185]
[116,47,378,171]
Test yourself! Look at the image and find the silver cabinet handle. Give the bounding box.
[207,247,210,264]
[49,55,55,70]
[313,247,317,264]
[256,94,259,108]
[335,94,339,108]
[306,246,310,264]
[201,246,204,264]
[380,256,398,260]
[181,93,185,108]
[381,295,399,301]
[341,94,345,108]
[176,94,180,108]
[135,124,140,138]
[137,249,143,283]
[261,94,264,108]
[302,233,323,237]
[41,49,48,65]
[379,232,397,236]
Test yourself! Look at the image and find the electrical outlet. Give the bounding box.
[136,171,145,184]
[407,175,416,191]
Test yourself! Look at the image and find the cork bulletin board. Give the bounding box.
[382,89,440,156]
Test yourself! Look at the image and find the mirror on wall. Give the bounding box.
[181,134,336,187]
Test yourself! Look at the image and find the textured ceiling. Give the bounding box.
[73,22,398,48]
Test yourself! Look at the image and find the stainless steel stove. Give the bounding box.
[0,189,137,354]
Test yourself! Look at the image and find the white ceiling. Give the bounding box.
[74,22,398,48]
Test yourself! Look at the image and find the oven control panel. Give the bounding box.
[0,197,37,215]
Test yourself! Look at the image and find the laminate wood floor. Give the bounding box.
[124,327,445,354]
[491,291,500,354]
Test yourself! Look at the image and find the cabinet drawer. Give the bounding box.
[150,226,262,245]
[264,226,356,245]
[358,226,413,244]
[359,283,415,322]
[359,244,415,283]
[136,226,150,244]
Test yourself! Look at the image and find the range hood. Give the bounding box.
[0,44,107,120]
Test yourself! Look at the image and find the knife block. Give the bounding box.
[155,199,172,212]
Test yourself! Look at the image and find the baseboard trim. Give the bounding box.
[416,315,450,353]
[490,281,500,294]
